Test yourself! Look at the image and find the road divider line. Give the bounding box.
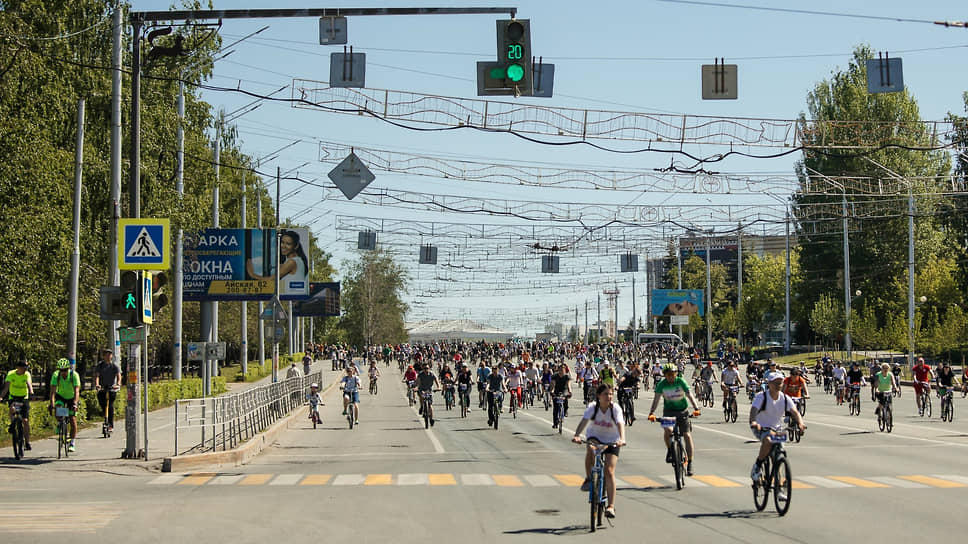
[798,476,852,488]
[269,474,304,485]
[899,475,965,488]
[691,475,742,487]
[332,474,365,486]
[523,474,559,487]
[869,476,927,488]
[553,474,584,487]
[622,475,665,488]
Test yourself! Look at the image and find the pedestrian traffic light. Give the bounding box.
[120,270,142,326]
[497,19,531,95]
[151,271,169,314]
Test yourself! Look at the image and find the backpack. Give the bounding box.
[758,390,794,415]
[590,401,618,425]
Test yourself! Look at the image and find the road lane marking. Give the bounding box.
[364,474,393,485]
[239,474,273,485]
[523,474,559,487]
[935,474,968,485]
[493,474,524,487]
[869,476,928,488]
[622,475,665,488]
[269,474,304,485]
[806,419,968,449]
[425,427,445,454]
[148,474,184,485]
[300,474,332,485]
[798,476,852,488]
[0,503,119,533]
[460,474,494,486]
[210,475,245,485]
[554,474,584,487]
[518,410,576,435]
[332,474,366,486]
[428,473,457,485]
[828,476,889,488]
[691,475,743,487]
[899,475,965,488]
[178,474,215,485]
[397,473,429,486]
[658,475,708,487]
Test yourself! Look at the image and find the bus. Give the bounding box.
[637,333,684,346]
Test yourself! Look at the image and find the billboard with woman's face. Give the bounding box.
[652,289,705,317]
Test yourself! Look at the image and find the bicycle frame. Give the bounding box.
[586,438,613,532]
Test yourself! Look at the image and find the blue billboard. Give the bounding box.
[651,289,705,317]
[183,228,310,301]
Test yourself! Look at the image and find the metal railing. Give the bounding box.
[173,371,323,456]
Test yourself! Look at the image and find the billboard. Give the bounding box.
[294,282,341,317]
[652,289,705,317]
[183,228,311,301]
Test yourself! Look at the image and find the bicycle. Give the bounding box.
[443,383,455,411]
[848,384,861,415]
[309,401,321,429]
[581,437,617,532]
[369,377,378,396]
[823,375,833,395]
[752,429,796,516]
[655,414,692,490]
[488,390,504,430]
[940,387,954,422]
[53,402,71,459]
[508,388,519,419]
[785,413,802,443]
[917,381,932,417]
[542,383,551,411]
[406,380,416,407]
[876,393,894,432]
[344,396,358,430]
[723,386,739,423]
[458,383,470,418]
[419,390,435,429]
[834,380,845,405]
[619,388,636,426]
[7,400,26,460]
[552,394,567,434]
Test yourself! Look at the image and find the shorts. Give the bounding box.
[588,441,621,457]
[54,395,77,417]
[418,390,433,404]
[343,391,360,403]
[8,396,29,417]
[752,428,776,441]
[875,391,892,405]
[913,382,928,396]
[661,408,692,432]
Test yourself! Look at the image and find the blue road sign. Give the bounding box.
[119,218,170,270]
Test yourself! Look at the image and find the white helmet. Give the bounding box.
[310,383,319,389]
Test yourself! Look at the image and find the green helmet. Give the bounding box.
[56,358,70,370]
[661,363,677,373]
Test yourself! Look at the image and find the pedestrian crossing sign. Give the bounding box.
[119,218,170,270]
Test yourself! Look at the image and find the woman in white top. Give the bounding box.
[246,230,309,294]
[572,384,626,519]
[749,372,806,480]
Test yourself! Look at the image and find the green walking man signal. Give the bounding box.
[125,293,137,310]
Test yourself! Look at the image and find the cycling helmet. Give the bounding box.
[661,363,677,373]
[310,383,319,389]
[56,358,70,369]
[707,361,712,366]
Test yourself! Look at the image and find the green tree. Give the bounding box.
[810,294,840,347]
[339,249,409,347]
[740,251,801,340]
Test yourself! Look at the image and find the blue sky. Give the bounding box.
[130,0,968,336]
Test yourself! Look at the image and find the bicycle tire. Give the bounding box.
[709,389,714,406]
[723,401,731,422]
[798,398,806,417]
[878,408,885,431]
[950,398,954,421]
[773,456,792,516]
[730,399,738,422]
[926,395,932,418]
[753,457,771,511]
[423,404,429,429]
[590,471,601,532]
[12,418,23,460]
[885,404,893,432]
[674,438,685,490]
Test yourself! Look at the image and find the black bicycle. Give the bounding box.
[876,393,894,432]
[458,383,470,418]
[848,384,862,416]
[655,414,692,490]
[723,386,739,423]
[619,387,635,426]
[7,400,26,460]
[552,394,567,434]
[488,390,504,430]
[752,429,797,516]
[940,387,954,422]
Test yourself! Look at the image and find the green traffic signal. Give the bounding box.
[506,63,525,82]
[125,293,137,310]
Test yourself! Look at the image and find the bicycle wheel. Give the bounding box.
[313,410,318,429]
[708,389,714,407]
[798,398,806,417]
[12,419,23,460]
[511,396,517,419]
[673,438,685,490]
[878,407,885,431]
[730,398,738,422]
[589,471,601,532]
[773,456,792,516]
[423,404,429,429]
[373,382,378,395]
[543,391,550,411]
[348,407,355,430]
[925,395,932,418]
[753,457,771,511]
[723,399,731,422]
[950,398,954,421]
[885,404,893,432]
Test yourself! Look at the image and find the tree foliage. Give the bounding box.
[339,249,409,347]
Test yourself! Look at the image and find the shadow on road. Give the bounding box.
[681,509,775,520]
[504,524,591,536]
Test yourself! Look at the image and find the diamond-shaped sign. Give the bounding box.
[328,152,375,200]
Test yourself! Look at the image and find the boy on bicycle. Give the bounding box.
[750,372,806,482]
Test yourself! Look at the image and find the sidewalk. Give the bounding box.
[0,358,336,476]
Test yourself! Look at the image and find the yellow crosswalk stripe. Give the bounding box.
[828,476,889,488]
[553,474,585,487]
[178,474,215,486]
[691,475,742,487]
[300,474,332,486]
[622,475,665,488]
[493,475,524,487]
[238,474,273,486]
[428,473,457,485]
[899,475,966,488]
[365,474,393,485]
[791,480,815,489]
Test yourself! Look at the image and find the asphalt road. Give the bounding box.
[2,364,967,543]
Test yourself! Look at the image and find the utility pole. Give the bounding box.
[173,79,184,380]
[843,195,852,362]
[257,182,265,372]
[784,210,792,354]
[737,224,743,350]
[241,171,248,377]
[584,299,588,345]
[108,1,122,362]
[67,99,85,365]
[631,275,637,344]
[705,234,712,355]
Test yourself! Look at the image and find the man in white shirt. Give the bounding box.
[749,372,806,481]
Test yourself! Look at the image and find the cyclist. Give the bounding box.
[307,383,324,421]
[49,358,80,452]
[781,368,810,413]
[339,367,361,424]
[550,363,572,418]
[616,369,639,423]
[721,361,743,408]
[912,357,934,414]
[749,372,806,484]
[599,361,616,389]
[962,365,968,398]
[456,363,474,411]
[367,360,381,393]
[572,384,626,520]
[647,363,702,476]
[94,348,121,432]
[937,363,958,399]
[506,363,525,408]
[476,361,491,409]
[692,361,718,400]
[1,358,34,451]
[872,363,898,417]
[485,365,507,427]
[525,361,540,403]
[302,352,312,375]
[832,362,847,404]
[416,364,440,426]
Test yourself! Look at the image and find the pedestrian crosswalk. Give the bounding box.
[0,502,120,533]
[148,472,968,490]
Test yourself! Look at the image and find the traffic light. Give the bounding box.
[497,19,531,95]
[120,270,142,326]
[99,286,125,320]
[151,271,169,314]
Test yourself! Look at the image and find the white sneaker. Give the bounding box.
[750,463,761,481]
[777,491,788,501]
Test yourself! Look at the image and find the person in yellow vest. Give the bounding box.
[1,358,34,450]
[49,359,81,452]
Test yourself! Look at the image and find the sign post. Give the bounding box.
[122,341,141,459]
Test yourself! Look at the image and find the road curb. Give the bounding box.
[161,379,337,473]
